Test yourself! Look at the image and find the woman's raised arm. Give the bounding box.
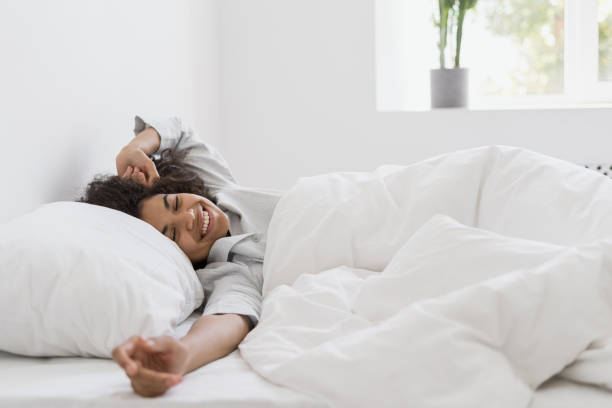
[115,127,161,187]
[124,126,161,156]
[134,115,238,189]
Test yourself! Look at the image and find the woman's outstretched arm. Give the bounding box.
[112,313,251,397]
[181,313,251,373]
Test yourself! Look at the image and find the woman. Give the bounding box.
[80,115,284,397]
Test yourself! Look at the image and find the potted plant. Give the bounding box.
[431,0,478,108]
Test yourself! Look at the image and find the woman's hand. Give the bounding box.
[116,146,160,187]
[112,335,190,397]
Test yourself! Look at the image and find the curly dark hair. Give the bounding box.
[77,141,212,269]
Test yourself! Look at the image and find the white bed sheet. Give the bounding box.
[1,353,610,408]
[0,314,322,408]
[0,314,610,407]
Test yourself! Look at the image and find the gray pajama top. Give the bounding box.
[134,115,284,327]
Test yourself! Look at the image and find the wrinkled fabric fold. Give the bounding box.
[241,146,612,407]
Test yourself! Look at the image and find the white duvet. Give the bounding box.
[240,146,612,407]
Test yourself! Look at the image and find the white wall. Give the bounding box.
[0,0,220,223]
[218,0,612,190]
[3,0,611,224]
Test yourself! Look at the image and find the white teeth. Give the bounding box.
[201,208,209,237]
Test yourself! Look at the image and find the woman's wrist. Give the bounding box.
[179,335,212,375]
[115,145,143,171]
[176,339,195,376]
[127,127,161,156]
[178,339,194,375]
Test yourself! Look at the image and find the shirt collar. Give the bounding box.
[207,232,255,262]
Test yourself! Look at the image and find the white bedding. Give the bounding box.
[0,202,203,358]
[530,379,612,408]
[240,146,612,407]
[1,312,610,407]
[5,145,612,407]
[0,314,320,408]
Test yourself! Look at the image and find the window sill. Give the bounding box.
[378,102,612,113]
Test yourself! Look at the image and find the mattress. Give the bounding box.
[0,314,610,407]
[0,314,321,408]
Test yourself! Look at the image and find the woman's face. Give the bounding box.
[139,193,230,263]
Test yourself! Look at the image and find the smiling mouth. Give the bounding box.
[199,204,210,240]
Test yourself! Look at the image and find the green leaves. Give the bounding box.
[437,0,455,68]
[461,0,478,11]
[436,0,478,68]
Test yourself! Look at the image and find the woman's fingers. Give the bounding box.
[122,166,133,179]
[128,168,145,185]
[129,365,183,397]
[125,166,152,187]
[115,336,183,397]
[112,337,136,368]
[119,157,159,187]
[144,161,160,185]
[119,159,159,187]
[132,164,159,187]
[147,336,175,353]
[120,165,144,184]
[131,379,164,398]
[130,366,168,398]
[133,365,182,384]
[112,336,141,375]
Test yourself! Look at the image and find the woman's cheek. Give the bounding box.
[176,239,190,257]
[184,241,199,259]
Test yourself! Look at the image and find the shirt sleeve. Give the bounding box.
[196,260,263,327]
[133,115,237,188]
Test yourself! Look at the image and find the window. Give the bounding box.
[471,0,564,97]
[376,0,612,110]
[599,0,612,81]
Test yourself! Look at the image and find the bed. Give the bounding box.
[0,313,321,408]
[1,313,611,407]
[3,145,612,407]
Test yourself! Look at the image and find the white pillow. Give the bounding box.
[0,202,203,357]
